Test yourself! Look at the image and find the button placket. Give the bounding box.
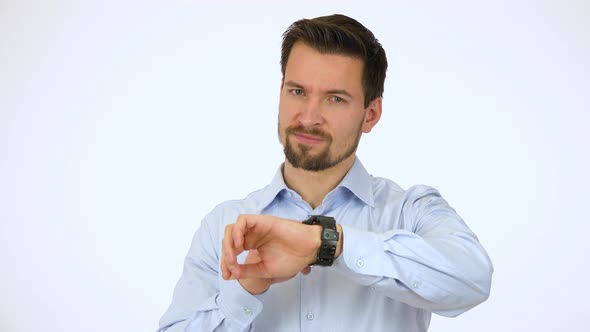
[300,267,320,329]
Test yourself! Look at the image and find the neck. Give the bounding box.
[282,155,356,209]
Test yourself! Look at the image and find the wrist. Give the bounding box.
[335,224,343,259]
[238,278,271,295]
[302,215,339,266]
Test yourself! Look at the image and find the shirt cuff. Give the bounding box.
[333,224,389,285]
[216,279,264,328]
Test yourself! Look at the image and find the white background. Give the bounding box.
[1,1,588,331]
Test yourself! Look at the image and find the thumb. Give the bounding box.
[231,261,270,279]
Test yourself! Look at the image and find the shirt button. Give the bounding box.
[243,308,252,316]
[307,312,315,320]
[413,282,420,289]
[356,259,364,267]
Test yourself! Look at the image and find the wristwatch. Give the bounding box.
[302,215,339,266]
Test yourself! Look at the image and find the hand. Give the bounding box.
[221,215,321,282]
[233,249,311,295]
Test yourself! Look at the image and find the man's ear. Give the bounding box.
[362,98,382,133]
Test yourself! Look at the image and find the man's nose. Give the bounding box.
[297,98,324,127]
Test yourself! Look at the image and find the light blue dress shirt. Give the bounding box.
[158,158,493,332]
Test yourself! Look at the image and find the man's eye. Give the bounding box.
[331,96,345,103]
[291,89,304,96]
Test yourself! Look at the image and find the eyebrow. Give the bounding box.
[284,80,354,99]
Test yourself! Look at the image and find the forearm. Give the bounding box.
[160,218,262,332]
[333,224,493,316]
[160,276,263,332]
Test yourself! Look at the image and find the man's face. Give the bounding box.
[278,42,374,172]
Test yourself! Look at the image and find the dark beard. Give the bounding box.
[282,125,361,172]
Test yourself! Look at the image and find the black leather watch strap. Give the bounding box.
[302,215,339,266]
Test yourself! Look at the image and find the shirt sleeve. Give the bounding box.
[332,185,494,317]
[158,214,264,332]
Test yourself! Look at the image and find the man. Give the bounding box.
[159,14,493,332]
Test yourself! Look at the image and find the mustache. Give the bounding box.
[285,126,331,140]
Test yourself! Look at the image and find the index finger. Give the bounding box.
[222,224,238,271]
[232,214,252,252]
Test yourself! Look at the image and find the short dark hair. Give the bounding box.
[280,14,388,108]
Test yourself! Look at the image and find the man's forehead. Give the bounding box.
[284,43,364,94]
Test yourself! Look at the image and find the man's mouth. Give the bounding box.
[292,132,324,145]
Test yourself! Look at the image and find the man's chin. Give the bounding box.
[286,156,333,172]
[283,142,333,170]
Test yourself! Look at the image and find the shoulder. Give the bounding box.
[202,185,272,228]
[370,176,447,213]
[372,176,440,201]
[193,187,268,250]
[370,175,405,206]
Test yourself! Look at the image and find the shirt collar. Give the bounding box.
[257,157,375,211]
[256,164,289,211]
[336,158,375,207]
